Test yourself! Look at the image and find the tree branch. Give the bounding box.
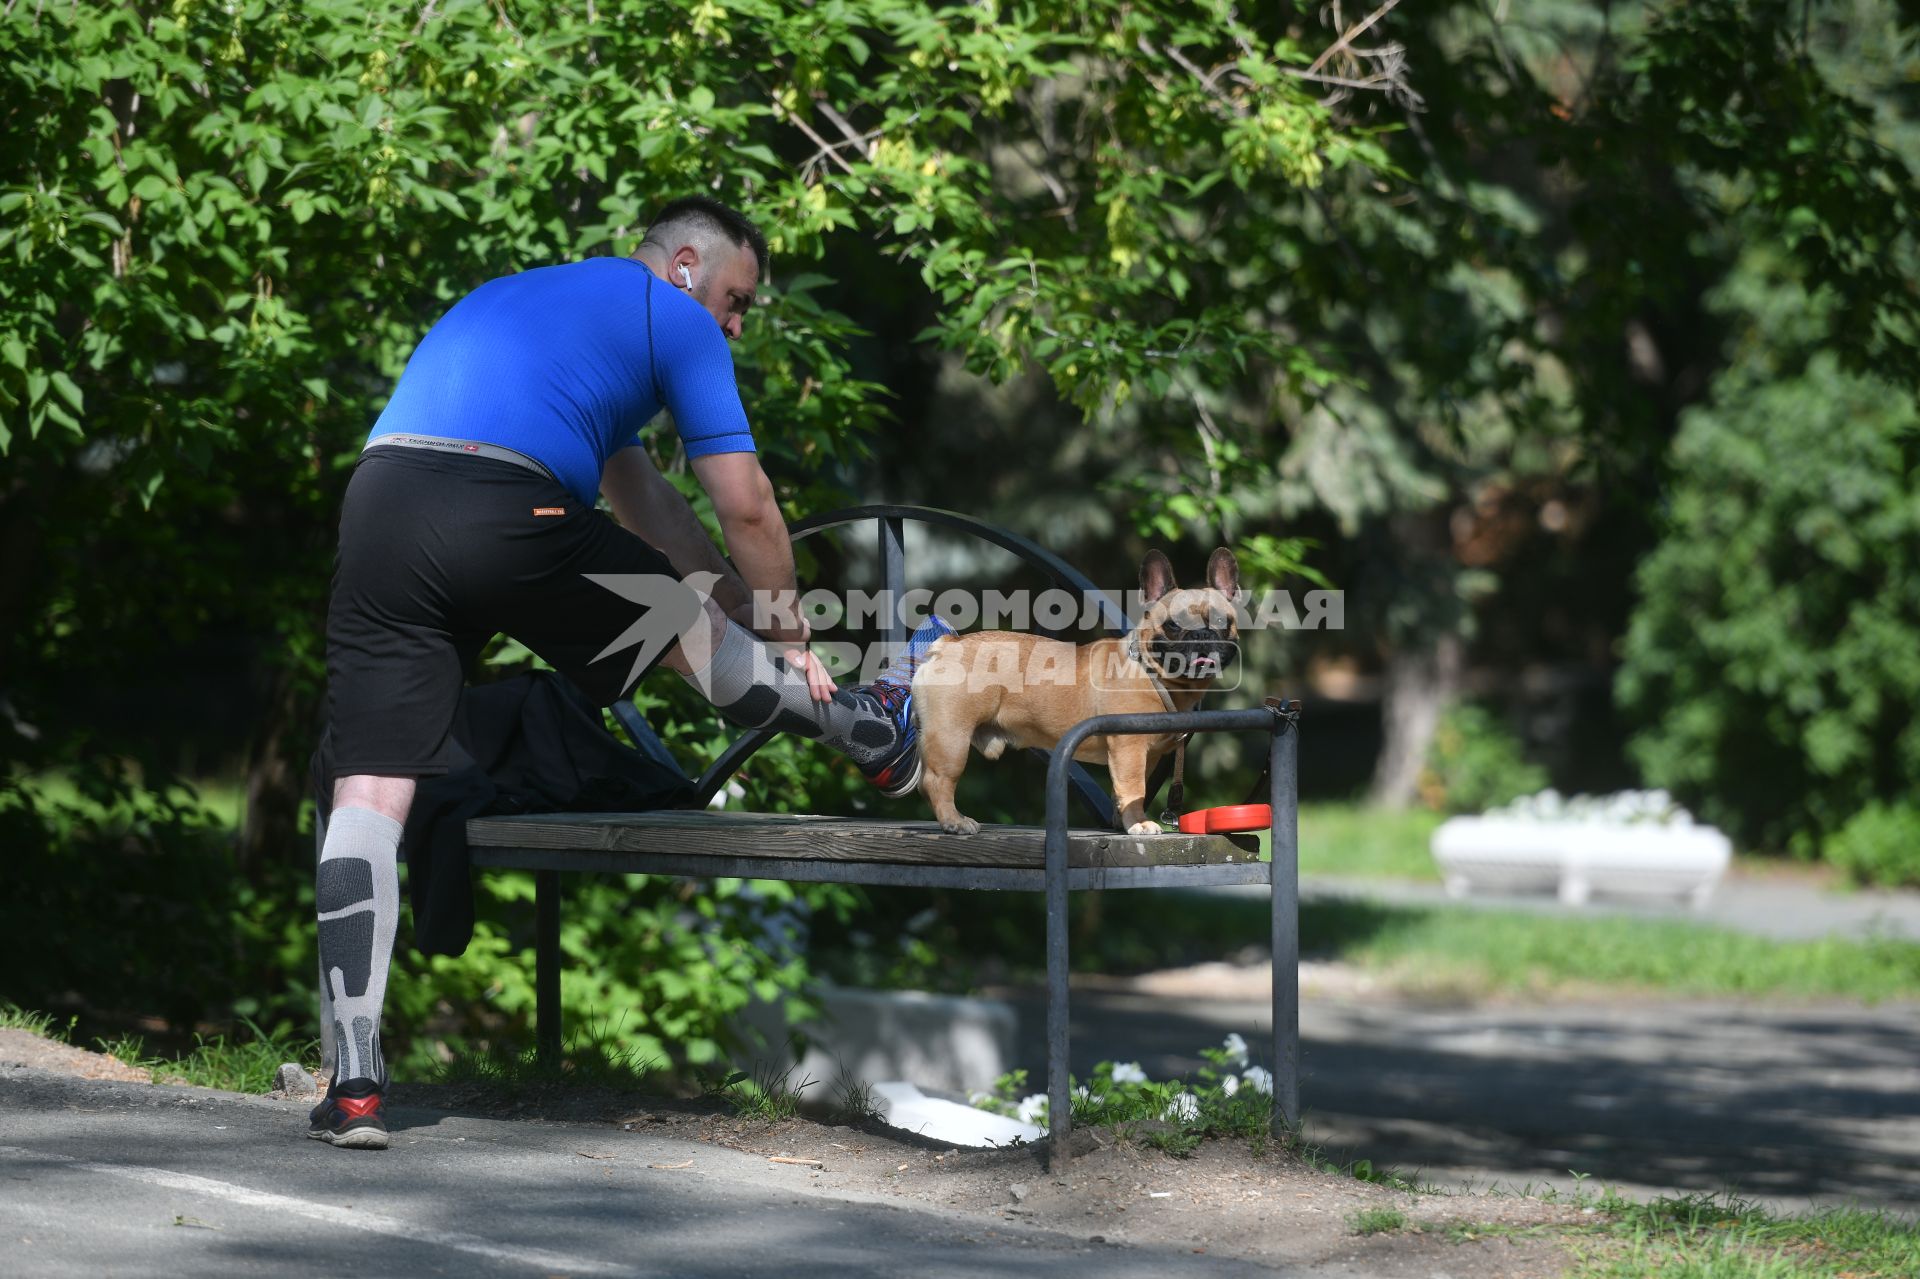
[772,98,861,178]
[1279,67,1409,95]
[1306,0,1403,76]
[814,99,876,155]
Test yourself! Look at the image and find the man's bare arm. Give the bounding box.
[685,451,807,643]
[599,447,755,627]
[604,448,835,699]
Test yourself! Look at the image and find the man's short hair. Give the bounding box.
[640,195,769,279]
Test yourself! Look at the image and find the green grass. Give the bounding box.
[1236,801,1446,880]
[1029,885,1920,1002]
[1049,888,1920,1002]
[1402,1184,1919,1278]
[0,1002,72,1038]
[95,1021,320,1091]
[1309,898,1920,1002]
[1573,1191,1920,1279]
[826,853,1920,1000]
[704,1060,817,1122]
[830,1068,880,1125]
[1350,1207,1408,1235]
[1294,802,1446,881]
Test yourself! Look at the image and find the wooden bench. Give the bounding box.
[464,506,1303,1162]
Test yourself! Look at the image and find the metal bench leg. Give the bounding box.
[536,869,562,1066]
[1045,822,1072,1165]
[1042,737,1076,1166]
[1270,716,1301,1134]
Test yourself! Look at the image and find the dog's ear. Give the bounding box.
[1140,549,1177,604]
[1207,546,1240,601]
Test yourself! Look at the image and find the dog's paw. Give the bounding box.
[1127,819,1163,835]
[940,815,981,835]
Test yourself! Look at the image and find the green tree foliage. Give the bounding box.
[1260,0,1920,806]
[1418,703,1548,815]
[1827,802,1920,888]
[1613,1,1920,859]
[7,0,1920,1059]
[1618,269,1920,855]
[0,0,1371,1064]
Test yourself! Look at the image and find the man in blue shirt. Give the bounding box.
[309,196,949,1149]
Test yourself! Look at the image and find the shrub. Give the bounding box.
[1418,704,1548,815]
[0,776,303,1035]
[1,767,843,1081]
[1826,803,1920,889]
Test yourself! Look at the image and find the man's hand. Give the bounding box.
[780,622,839,703]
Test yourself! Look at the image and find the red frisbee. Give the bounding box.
[1176,803,1273,834]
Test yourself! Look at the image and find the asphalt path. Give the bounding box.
[1012,989,1920,1214]
[0,1068,1280,1279]
[8,989,1914,1277]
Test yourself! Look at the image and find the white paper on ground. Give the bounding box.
[869,1081,1046,1147]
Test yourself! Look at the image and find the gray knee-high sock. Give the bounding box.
[686,622,899,766]
[317,806,402,1086]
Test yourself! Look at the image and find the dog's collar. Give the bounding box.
[1126,635,1180,714]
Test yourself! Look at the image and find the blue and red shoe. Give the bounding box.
[854,615,956,798]
[307,1077,390,1150]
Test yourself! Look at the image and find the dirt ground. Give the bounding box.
[588,1105,1589,1276]
[0,1028,152,1083]
[2,1027,1594,1276]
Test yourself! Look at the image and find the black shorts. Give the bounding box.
[324,448,686,779]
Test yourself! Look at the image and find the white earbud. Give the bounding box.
[676,263,694,290]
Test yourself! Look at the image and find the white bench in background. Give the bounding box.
[1432,790,1732,909]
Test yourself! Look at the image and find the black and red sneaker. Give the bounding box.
[853,616,956,797]
[854,680,924,797]
[307,1077,389,1150]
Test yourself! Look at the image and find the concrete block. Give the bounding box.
[1433,815,1731,908]
[736,984,1017,1099]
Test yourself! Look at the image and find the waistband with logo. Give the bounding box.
[363,433,556,482]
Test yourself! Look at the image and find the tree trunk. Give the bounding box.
[1369,631,1464,809]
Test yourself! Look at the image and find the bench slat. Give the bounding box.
[468,846,1273,890]
[465,811,1259,869]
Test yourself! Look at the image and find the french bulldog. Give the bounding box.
[909,548,1241,834]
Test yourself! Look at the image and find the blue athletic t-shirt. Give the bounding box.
[368,257,755,504]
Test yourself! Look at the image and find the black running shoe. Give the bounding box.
[307,1077,390,1150]
[855,615,956,798]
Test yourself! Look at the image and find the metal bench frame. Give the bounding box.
[470,506,1302,1160]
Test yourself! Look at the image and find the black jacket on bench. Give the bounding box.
[312,671,694,955]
